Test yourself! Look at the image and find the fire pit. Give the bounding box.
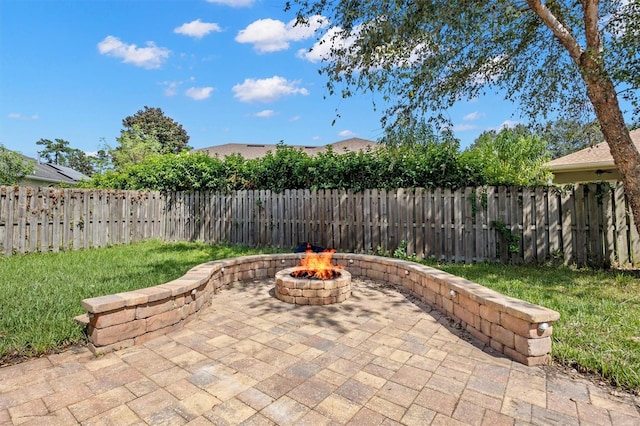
[274,248,351,305]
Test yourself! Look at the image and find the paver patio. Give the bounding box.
[1,278,638,425]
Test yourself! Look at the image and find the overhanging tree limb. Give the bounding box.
[290,0,640,235]
[526,0,583,61]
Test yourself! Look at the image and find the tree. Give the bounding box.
[0,145,35,185]
[90,143,113,175]
[379,121,456,148]
[36,138,71,164]
[536,119,604,159]
[65,149,95,176]
[463,125,552,186]
[288,1,640,231]
[378,123,484,188]
[111,124,162,169]
[35,138,95,176]
[120,106,191,155]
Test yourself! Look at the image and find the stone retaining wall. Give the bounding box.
[77,253,560,366]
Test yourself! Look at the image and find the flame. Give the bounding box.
[293,246,338,280]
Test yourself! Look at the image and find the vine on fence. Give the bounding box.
[492,219,521,254]
[467,188,488,216]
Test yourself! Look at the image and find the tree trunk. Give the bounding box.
[583,67,640,236]
[528,0,640,238]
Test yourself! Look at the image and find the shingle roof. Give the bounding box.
[193,138,378,160]
[546,128,640,171]
[21,155,89,184]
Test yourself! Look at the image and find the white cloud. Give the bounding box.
[236,16,328,53]
[174,19,222,39]
[206,0,254,6]
[185,86,214,100]
[289,115,301,122]
[463,112,485,121]
[452,124,477,132]
[603,0,634,37]
[97,35,170,69]
[469,55,507,85]
[160,81,181,97]
[255,109,275,118]
[8,112,38,120]
[497,120,519,130]
[232,76,309,102]
[312,135,321,141]
[298,19,426,69]
[338,129,355,137]
[298,26,353,63]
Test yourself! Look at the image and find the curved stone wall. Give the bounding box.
[77,253,559,366]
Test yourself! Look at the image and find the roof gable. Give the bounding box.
[547,128,640,171]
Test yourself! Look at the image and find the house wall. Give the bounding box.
[551,167,620,184]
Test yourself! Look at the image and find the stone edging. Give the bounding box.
[77,253,560,366]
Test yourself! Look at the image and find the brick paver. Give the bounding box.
[1,278,638,425]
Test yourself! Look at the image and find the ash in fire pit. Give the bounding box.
[291,269,342,280]
[275,247,351,305]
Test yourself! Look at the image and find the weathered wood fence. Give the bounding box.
[0,186,164,254]
[2,183,639,267]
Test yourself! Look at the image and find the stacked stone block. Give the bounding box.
[79,253,559,365]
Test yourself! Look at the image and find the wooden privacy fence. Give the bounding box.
[165,183,640,267]
[2,183,639,267]
[0,186,164,254]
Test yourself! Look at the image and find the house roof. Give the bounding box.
[21,155,89,185]
[194,138,378,160]
[546,128,640,172]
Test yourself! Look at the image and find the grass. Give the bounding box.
[428,261,640,393]
[0,240,278,364]
[1,242,638,393]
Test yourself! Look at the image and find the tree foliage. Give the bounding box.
[288,0,640,234]
[36,138,95,176]
[288,0,637,126]
[65,149,94,176]
[112,124,162,169]
[0,145,35,185]
[119,106,190,157]
[535,119,604,159]
[83,137,491,192]
[36,138,71,165]
[463,125,552,186]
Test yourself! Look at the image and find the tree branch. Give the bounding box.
[526,0,584,63]
[582,0,601,53]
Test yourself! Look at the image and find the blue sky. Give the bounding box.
[1,0,522,159]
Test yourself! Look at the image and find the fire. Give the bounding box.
[293,246,339,280]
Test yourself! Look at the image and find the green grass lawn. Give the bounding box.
[0,240,278,364]
[0,241,638,393]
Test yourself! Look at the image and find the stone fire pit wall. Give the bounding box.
[78,253,560,366]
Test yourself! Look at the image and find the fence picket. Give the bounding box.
[471,187,482,262]
[547,188,560,258]
[486,187,496,261]
[574,186,587,266]
[40,188,50,252]
[453,189,463,262]
[588,184,603,266]
[561,188,575,265]
[522,188,533,262]
[28,188,38,252]
[414,188,424,259]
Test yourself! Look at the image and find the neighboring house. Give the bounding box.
[194,138,378,160]
[546,129,640,184]
[20,156,89,186]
